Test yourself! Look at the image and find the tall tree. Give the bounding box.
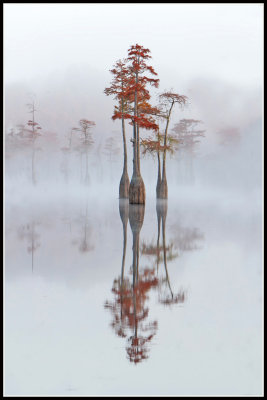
[157,91,188,198]
[104,60,131,198]
[26,100,42,185]
[126,44,159,204]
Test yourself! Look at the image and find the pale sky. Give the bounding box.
[4,3,263,88]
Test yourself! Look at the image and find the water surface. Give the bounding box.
[4,185,262,396]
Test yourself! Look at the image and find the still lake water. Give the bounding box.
[4,183,262,396]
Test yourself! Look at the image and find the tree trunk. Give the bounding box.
[119,116,130,198]
[129,174,146,205]
[129,126,145,204]
[156,149,161,198]
[137,124,140,175]
[129,70,145,204]
[158,160,168,199]
[157,103,173,199]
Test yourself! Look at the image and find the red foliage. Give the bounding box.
[104,59,131,122]
[125,44,160,133]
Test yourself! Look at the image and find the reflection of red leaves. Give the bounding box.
[126,323,157,364]
[104,267,159,364]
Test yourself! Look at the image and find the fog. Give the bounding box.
[4,4,263,397]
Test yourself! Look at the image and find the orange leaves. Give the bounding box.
[127,44,152,61]
[141,138,168,155]
[105,44,160,139]
[112,111,132,121]
[132,115,158,132]
[104,59,130,100]
[141,133,179,156]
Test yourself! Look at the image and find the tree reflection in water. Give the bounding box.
[105,202,158,364]
[141,200,185,306]
[105,200,204,364]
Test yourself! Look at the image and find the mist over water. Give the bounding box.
[4,3,263,396]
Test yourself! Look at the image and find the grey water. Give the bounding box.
[4,149,263,395]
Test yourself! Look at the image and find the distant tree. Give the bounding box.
[74,119,95,185]
[216,126,240,147]
[172,119,205,155]
[25,100,42,185]
[172,119,205,184]
[103,136,121,179]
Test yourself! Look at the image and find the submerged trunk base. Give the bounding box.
[129,175,146,204]
[157,178,168,199]
[119,171,130,199]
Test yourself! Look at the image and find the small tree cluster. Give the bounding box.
[105,45,194,201]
